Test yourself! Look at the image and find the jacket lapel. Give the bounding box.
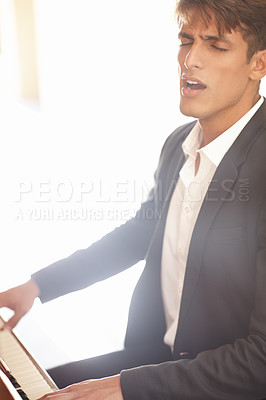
[175,99,266,340]
[176,156,239,337]
[145,143,186,261]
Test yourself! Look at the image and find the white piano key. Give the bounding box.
[0,325,57,400]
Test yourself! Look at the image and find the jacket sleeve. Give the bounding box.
[31,190,160,303]
[31,122,192,304]
[120,199,266,400]
[30,127,180,303]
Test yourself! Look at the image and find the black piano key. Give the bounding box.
[0,325,58,397]
[10,374,21,388]
[17,389,30,400]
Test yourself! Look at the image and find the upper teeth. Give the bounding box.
[187,80,198,85]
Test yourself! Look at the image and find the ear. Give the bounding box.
[249,50,266,81]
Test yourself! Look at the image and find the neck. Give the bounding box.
[199,93,260,147]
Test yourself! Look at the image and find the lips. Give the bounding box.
[186,79,206,90]
[181,75,207,97]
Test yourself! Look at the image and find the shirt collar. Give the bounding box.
[182,123,203,159]
[182,97,264,167]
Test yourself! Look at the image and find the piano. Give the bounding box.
[0,317,58,400]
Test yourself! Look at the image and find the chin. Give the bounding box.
[179,103,199,118]
[179,98,210,119]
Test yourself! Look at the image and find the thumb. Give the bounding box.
[3,311,26,331]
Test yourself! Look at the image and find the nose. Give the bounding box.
[184,44,204,70]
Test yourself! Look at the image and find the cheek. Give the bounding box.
[210,65,247,94]
[225,66,250,95]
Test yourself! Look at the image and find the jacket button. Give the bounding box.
[179,352,189,357]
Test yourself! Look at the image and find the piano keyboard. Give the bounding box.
[0,318,57,400]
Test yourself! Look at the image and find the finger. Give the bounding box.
[3,311,26,331]
[38,384,79,399]
[38,392,76,399]
[38,384,93,400]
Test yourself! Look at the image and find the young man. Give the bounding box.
[1,0,266,399]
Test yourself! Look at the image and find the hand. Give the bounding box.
[38,375,124,400]
[0,279,40,330]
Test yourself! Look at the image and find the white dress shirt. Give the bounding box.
[161,97,264,350]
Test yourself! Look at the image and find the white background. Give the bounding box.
[0,0,265,369]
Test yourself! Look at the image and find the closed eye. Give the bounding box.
[211,45,228,52]
[179,42,193,47]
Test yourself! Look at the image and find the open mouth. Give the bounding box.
[181,76,207,97]
[186,79,207,90]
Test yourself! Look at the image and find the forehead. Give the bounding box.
[179,16,226,37]
[179,19,245,46]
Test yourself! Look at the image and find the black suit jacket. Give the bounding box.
[33,100,266,399]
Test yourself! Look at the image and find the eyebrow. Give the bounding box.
[178,31,232,43]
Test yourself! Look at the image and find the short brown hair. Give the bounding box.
[176,0,266,61]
